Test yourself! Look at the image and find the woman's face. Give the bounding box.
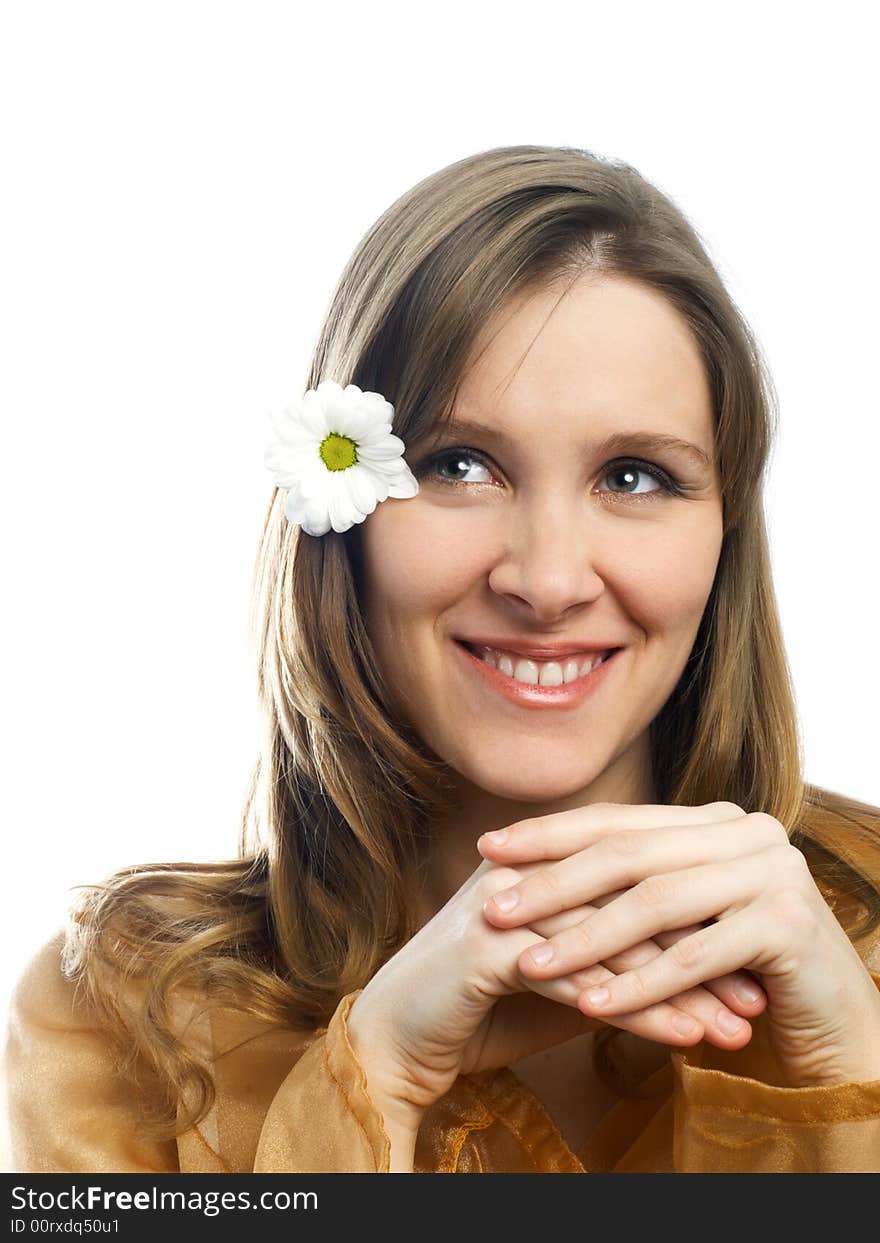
[358,273,723,805]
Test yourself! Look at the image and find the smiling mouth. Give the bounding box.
[456,640,621,688]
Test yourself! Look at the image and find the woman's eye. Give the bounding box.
[596,460,671,496]
[417,448,495,485]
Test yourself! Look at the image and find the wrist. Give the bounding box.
[780,1005,880,1088]
[346,996,426,1140]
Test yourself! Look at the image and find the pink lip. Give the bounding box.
[452,639,621,710]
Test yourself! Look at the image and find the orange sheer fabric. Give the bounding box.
[6,925,880,1174]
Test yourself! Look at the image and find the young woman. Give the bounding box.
[7,144,880,1174]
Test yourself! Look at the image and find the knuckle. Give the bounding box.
[478,867,522,903]
[707,801,746,818]
[635,873,676,909]
[766,886,818,941]
[670,932,706,970]
[574,918,598,955]
[529,908,580,939]
[534,865,565,904]
[571,963,609,989]
[782,842,811,875]
[765,841,810,883]
[745,811,790,846]
[513,815,544,840]
[606,829,642,859]
[577,802,620,830]
[626,970,651,1003]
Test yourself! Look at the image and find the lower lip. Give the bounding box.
[453,641,622,710]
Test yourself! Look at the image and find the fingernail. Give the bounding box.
[483,829,508,846]
[585,985,609,1006]
[672,1014,700,1037]
[734,980,763,1005]
[529,943,555,967]
[717,1009,745,1036]
[492,888,519,912]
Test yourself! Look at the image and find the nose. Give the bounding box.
[486,496,606,623]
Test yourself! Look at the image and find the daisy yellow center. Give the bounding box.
[319,432,358,472]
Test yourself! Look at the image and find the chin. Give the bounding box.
[458,758,611,806]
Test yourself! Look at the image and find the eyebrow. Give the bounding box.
[422,418,714,470]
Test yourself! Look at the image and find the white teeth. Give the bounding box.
[538,662,564,687]
[563,659,581,684]
[478,646,605,686]
[514,659,539,685]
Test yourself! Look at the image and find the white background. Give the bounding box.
[2,0,877,1120]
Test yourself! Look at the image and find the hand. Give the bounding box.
[479,801,880,1087]
[347,850,762,1143]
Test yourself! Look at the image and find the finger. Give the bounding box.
[516,852,769,978]
[653,925,767,1017]
[477,876,711,1047]
[652,981,752,1048]
[523,956,708,1046]
[530,904,755,1047]
[482,814,780,928]
[534,893,767,1017]
[527,891,628,938]
[574,909,763,1018]
[476,801,750,863]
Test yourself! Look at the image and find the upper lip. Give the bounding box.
[455,637,624,660]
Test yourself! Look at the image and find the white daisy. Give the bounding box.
[264,380,419,536]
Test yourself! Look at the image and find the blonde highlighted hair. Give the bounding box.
[64,144,880,1141]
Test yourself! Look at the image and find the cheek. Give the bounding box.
[613,510,723,630]
[360,502,482,635]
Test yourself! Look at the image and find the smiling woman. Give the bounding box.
[6,144,880,1174]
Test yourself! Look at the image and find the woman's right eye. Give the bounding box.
[415,447,495,485]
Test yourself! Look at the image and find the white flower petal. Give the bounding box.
[265,438,314,467]
[335,402,377,442]
[360,391,395,420]
[386,469,420,499]
[357,455,408,480]
[293,456,336,498]
[357,421,395,445]
[357,464,391,503]
[348,391,391,437]
[265,449,318,489]
[266,407,317,448]
[357,433,407,461]
[316,380,356,428]
[327,475,361,532]
[343,464,381,515]
[285,490,330,536]
[299,390,332,438]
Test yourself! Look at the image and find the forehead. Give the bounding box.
[448,273,713,447]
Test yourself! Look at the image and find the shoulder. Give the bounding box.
[6,925,148,1048]
[7,931,72,1032]
[8,891,319,1067]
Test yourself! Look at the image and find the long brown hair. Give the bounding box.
[64,144,880,1141]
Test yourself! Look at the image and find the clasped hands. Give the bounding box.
[478,801,880,1087]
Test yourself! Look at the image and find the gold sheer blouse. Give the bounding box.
[6,911,880,1175]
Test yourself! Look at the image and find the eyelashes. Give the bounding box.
[411,445,686,500]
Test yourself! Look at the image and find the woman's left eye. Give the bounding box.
[596,459,678,496]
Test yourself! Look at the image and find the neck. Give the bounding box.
[414,736,656,926]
